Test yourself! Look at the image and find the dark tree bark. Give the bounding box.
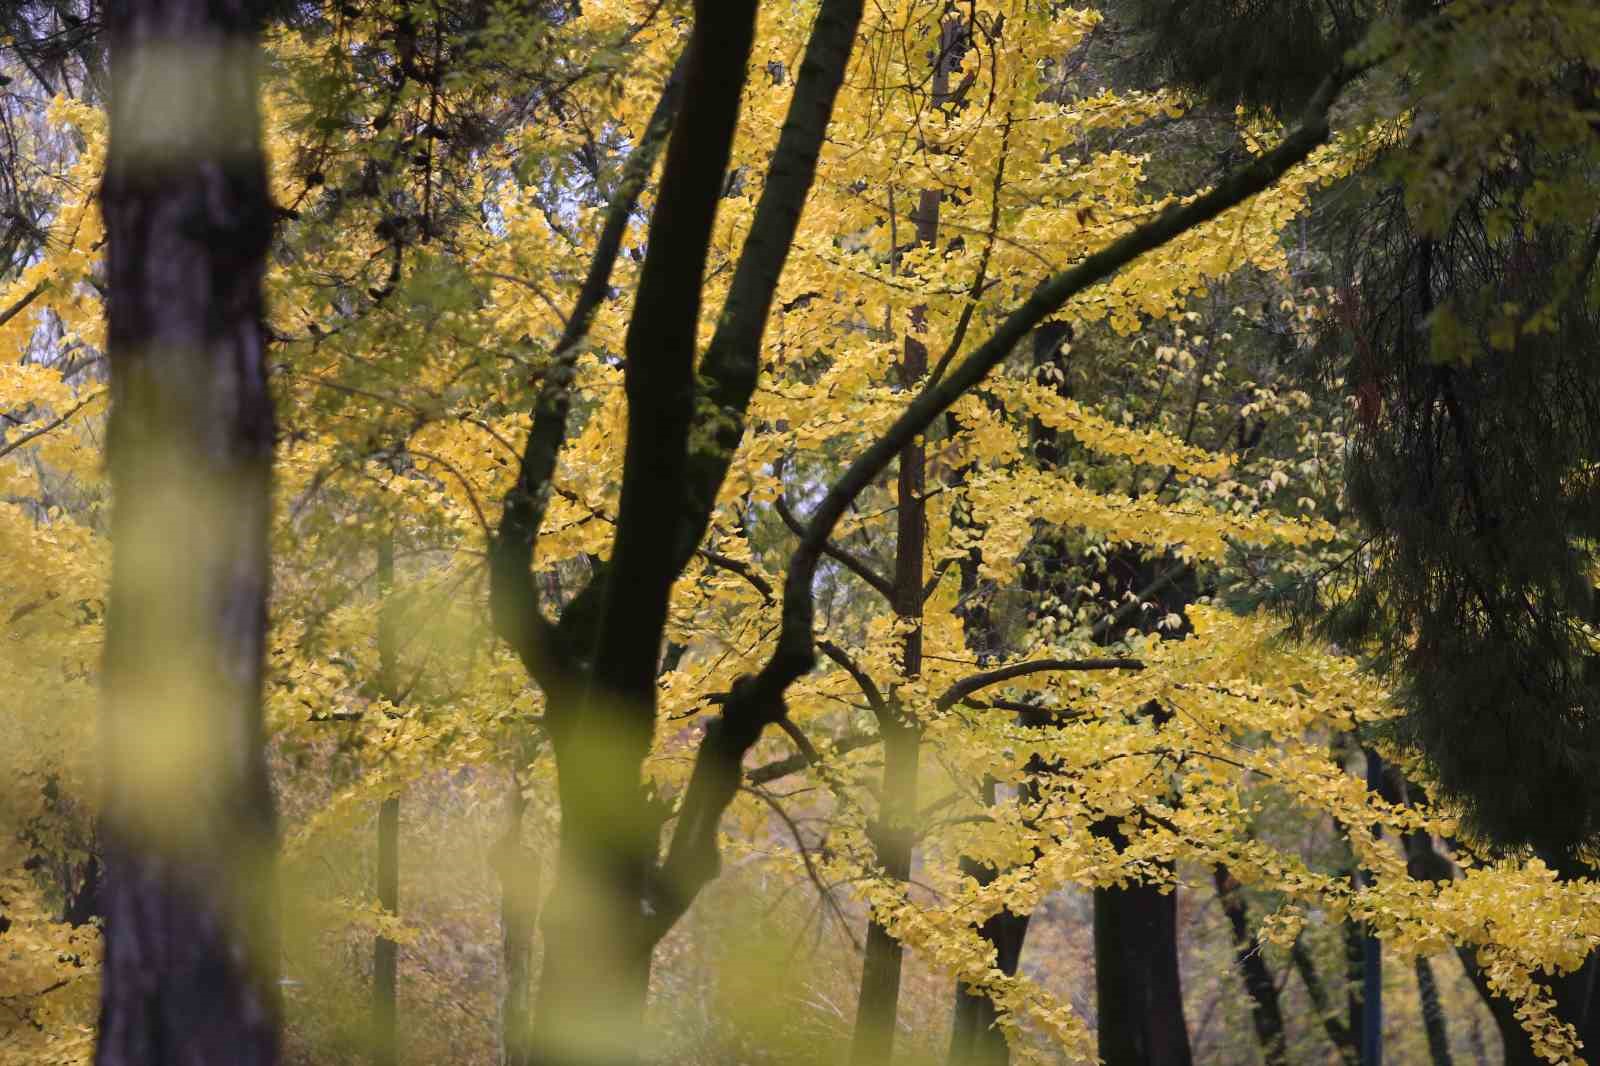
[373,795,399,1064]
[1292,935,1358,1065]
[526,8,761,1059]
[946,775,1034,1066]
[486,1,867,1060]
[95,1,280,1064]
[1212,866,1287,1066]
[849,151,943,1066]
[1454,949,1540,1066]
[1414,956,1454,1066]
[1092,822,1193,1066]
[1359,749,1384,1066]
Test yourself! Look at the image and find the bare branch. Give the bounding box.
[0,282,43,332]
[937,657,1143,711]
[0,390,104,462]
[818,638,887,713]
[776,490,894,601]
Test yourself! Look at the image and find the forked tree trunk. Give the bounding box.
[95,1,280,1063]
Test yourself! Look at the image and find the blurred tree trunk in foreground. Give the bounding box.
[95,1,280,1063]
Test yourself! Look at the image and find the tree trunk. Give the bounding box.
[373,796,399,1066]
[1093,873,1193,1066]
[849,25,955,1049]
[497,766,540,1066]
[1414,956,1453,1066]
[1359,749,1384,1066]
[1455,949,1541,1066]
[1212,866,1287,1066]
[1292,936,1359,1064]
[527,679,663,1064]
[849,207,932,1065]
[946,837,1030,1066]
[95,1,280,1063]
[373,532,399,1066]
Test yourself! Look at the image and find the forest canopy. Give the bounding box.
[3,1,1600,1065]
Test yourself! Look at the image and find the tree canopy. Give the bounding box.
[3,2,1600,1065]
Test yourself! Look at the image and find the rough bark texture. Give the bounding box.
[95,1,280,1064]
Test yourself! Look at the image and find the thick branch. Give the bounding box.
[488,56,686,684]
[776,491,894,600]
[936,657,1143,711]
[592,7,760,702]
[553,0,868,654]
[673,0,868,568]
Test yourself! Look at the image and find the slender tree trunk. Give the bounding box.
[373,533,400,1066]
[850,189,933,1066]
[373,797,400,1063]
[1212,866,1287,1066]
[95,1,280,1063]
[1359,749,1383,1066]
[946,780,1031,1066]
[850,21,962,1055]
[496,768,540,1066]
[1455,949,1540,1066]
[1293,936,1359,1065]
[1092,822,1193,1066]
[1414,956,1453,1066]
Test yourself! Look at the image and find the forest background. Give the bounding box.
[3,1,1600,1065]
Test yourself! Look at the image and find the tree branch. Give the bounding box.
[757,66,1352,705]
[647,57,1356,944]
[746,729,881,785]
[818,638,887,713]
[776,490,894,601]
[0,390,104,462]
[551,0,868,659]
[697,548,775,604]
[487,53,687,683]
[936,657,1143,711]
[0,282,43,332]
